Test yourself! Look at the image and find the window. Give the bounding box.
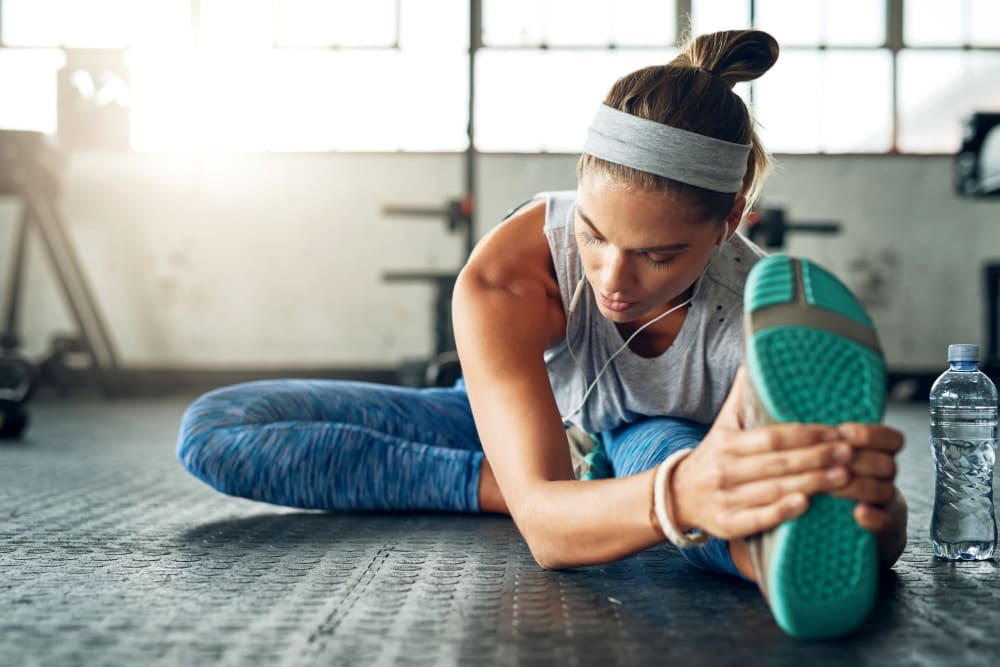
[1,0,468,151]
[898,0,1000,152]
[693,0,890,153]
[1,1,998,154]
[477,0,678,153]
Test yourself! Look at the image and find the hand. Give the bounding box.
[828,422,904,533]
[668,369,905,540]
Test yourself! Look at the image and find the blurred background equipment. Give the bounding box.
[382,196,473,388]
[955,112,1000,198]
[0,130,119,407]
[955,112,1000,375]
[745,206,842,249]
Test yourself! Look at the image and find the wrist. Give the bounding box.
[667,454,697,533]
[652,449,709,548]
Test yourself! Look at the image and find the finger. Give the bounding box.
[719,441,853,487]
[853,503,889,532]
[717,493,810,539]
[837,423,905,454]
[830,477,897,506]
[726,465,851,508]
[848,450,897,480]
[729,423,841,456]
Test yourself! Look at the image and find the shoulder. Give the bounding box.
[454,197,566,353]
[460,197,555,296]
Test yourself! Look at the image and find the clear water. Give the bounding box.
[930,405,998,561]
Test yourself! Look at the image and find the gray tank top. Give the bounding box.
[542,190,766,433]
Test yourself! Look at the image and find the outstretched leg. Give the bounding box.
[177,379,485,512]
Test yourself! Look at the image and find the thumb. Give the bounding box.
[716,366,747,430]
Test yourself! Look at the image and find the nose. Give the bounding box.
[599,248,635,295]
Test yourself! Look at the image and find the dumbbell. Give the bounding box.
[0,353,35,439]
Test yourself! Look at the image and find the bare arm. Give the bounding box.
[453,202,665,569]
[455,202,903,571]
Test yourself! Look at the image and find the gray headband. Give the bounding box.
[582,104,751,193]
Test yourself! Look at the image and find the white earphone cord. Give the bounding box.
[560,278,694,424]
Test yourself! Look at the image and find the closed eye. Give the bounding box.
[577,228,603,246]
[643,253,678,269]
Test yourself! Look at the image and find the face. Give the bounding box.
[575,173,739,326]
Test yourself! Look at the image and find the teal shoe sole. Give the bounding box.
[745,255,886,640]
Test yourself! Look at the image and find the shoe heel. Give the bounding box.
[769,496,879,639]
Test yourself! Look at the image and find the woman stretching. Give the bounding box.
[177,29,907,639]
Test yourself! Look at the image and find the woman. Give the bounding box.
[178,30,907,639]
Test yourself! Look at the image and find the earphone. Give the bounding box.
[559,276,696,424]
[558,226,732,424]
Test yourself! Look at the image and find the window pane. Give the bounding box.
[399,0,469,52]
[2,0,189,48]
[274,0,397,48]
[905,0,963,45]
[898,50,1000,152]
[969,0,1000,46]
[691,0,750,37]
[755,50,891,153]
[476,49,672,152]
[129,50,269,151]
[129,49,467,152]
[819,51,892,151]
[754,50,824,152]
[611,0,675,47]
[823,0,884,46]
[904,0,1000,46]
[695,0,883,46]
[200,0,272,50]
[482,0,545,46]
[698,0,884,47]
[755,0,822,46]
[545,0,612,46]
[0,49,64,133]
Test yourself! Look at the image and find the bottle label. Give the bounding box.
[931,423,997,439]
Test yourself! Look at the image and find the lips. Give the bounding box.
[598,292,637,312]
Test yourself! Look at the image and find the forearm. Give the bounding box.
[516,471,665,569]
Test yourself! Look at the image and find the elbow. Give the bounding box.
[529,542,567,571]
[516,503,574,571]
[528,542,570,571]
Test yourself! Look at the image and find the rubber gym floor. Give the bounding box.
[1,397,995,667]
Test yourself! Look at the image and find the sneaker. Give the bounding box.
[742,254,887,639]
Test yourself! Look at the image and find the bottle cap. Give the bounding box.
[948,344,979,362]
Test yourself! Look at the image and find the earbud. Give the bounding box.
[560,288,696,424]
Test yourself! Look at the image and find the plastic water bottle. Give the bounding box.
[929,344,998,560]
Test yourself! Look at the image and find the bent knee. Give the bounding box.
[176,386,250,480]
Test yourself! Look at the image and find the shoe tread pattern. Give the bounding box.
[746,255,884,639]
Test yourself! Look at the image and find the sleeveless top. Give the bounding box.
[541,190,767,434]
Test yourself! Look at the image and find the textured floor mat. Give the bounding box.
[0,398,994,666]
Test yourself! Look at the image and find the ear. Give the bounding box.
[719,195,747,246]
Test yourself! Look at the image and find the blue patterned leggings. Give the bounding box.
[177,379,745,579]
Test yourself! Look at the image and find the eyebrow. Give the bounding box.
[576,206,691,253]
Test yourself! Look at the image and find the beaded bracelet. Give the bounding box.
[652,448,710,548]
